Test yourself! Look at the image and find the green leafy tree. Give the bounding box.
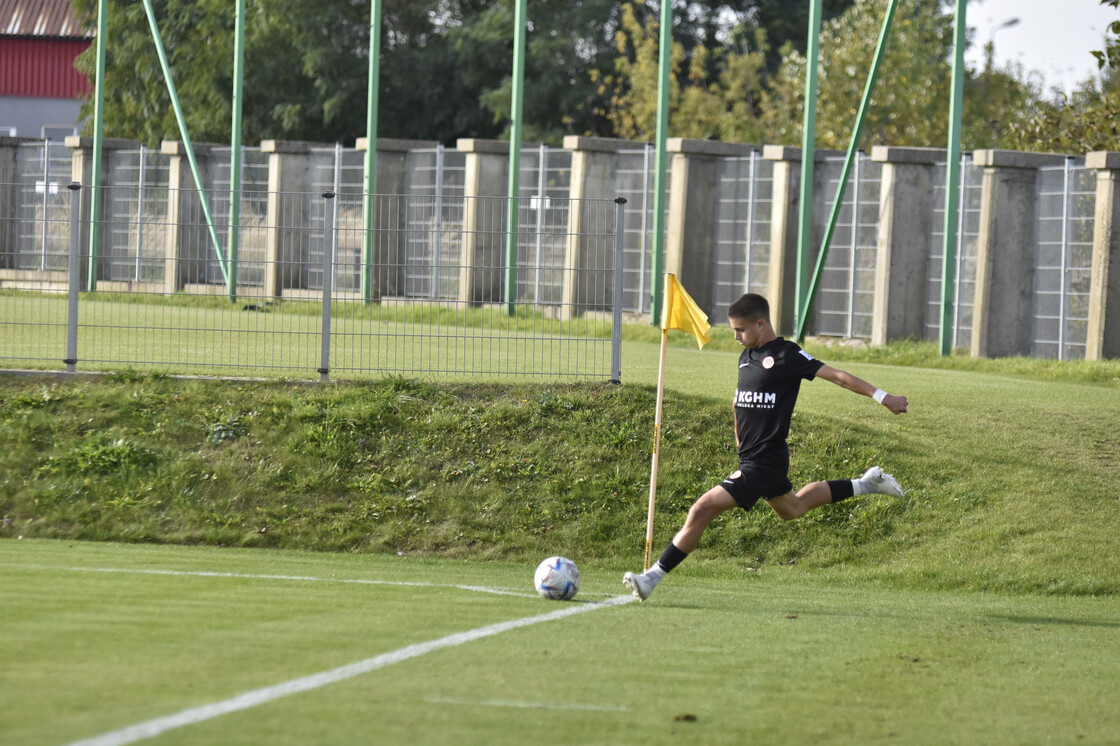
[70,0,627,146]
[756,0,1042,150]
[593,2,770,142]
[1009,0,1120,153]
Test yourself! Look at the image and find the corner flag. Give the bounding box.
[662,273,711,349]
[645,274,709,570]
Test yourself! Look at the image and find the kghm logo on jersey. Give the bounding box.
[736,390,777,408]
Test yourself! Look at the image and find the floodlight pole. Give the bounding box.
[940,0,968,356]
[227,0,245,301]
[87,0,108,291]
[222,0,246,301]
[649,0,673,325]
[794,0,823,335]
[504,0,527,316]
[362,0,383,303]
[795,0,900,342]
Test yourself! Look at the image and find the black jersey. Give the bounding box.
[734,337,824,464]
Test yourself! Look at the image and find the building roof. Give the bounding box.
[1,0,90,39]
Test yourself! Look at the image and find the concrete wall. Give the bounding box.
[970,150,1066,358]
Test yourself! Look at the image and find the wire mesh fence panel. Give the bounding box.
[515,145,572,307]
[9,140,71,271]
[72,186,323,374]
[324,195,621,380]
[614,146,657,314]
[102,145,170,284]
[1,185,621,380]
[925,155,982,348]
[711,152,772,319]
[309,145,366,293]
[402,146,467,301]
[204,146,271,288]
[1032,161,1095,360]
[808,154,881,339]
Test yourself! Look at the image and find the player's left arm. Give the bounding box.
[815,364,908,414]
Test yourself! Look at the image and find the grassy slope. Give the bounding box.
[2,336,1118,596]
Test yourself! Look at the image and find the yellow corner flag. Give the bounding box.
[662,273,711,350]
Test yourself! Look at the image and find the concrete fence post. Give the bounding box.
[870,146,941,346]
[456,138,514,305]
[161,140,216,293]
[560,136,639,319]
[262,140,313,297]
[1085,151,1120,360]
[970,149,1066,358]
[355,137,436,300]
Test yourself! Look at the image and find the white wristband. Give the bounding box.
[872,389,888,404]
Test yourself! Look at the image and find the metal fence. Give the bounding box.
[809,153,882,339]
[925,154,983,348]
[0,184,626,381]
[2,138,1108,363]
[1033,159,1095,360]
[712,152,773,319]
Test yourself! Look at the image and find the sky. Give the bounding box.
[965,0,1117,93]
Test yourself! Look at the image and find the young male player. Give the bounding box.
[624,293,908,601]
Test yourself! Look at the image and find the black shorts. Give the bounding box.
[718,461,793,511]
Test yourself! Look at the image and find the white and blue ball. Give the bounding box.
[533,556,580,601]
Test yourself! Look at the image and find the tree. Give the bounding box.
[754,0,1043,150]
[70,0,627,146]
[594,2,774,142]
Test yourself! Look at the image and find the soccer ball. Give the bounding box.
[533,556,580,601]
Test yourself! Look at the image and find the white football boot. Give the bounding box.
[623,571,656,601]
[859,466,904,498]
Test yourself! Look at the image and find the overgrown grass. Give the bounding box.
[2,353,1117,596]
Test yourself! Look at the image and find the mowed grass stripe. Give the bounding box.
[64,594,634,746]
[2,541,1119,745]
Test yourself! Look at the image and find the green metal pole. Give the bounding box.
[362,0,382,303]
[228,0,245,301]
[504,0,527,316]
[649,0,673,325]
[140,0,228,285]
[86,0,108,291]
[795,0,900,342]
[795,0,823,334]
[940,0,968,356]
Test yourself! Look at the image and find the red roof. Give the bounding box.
[0,0,90,39]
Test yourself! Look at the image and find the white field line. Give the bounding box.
[426,696,628,712]
[31,564,636,746]
[2,563,621,599]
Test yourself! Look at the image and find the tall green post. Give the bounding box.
[649,0,673,325]
[504,0,527,316]
[140,0,228,284]
[228,0,245,300]
[795,0,823,334]
[940,0,968,355]
[87,0,108,291]
[362,0,382,302]
[795,0,900,342]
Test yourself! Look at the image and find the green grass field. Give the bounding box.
[4,539,1118,746]
[3,296,1120,744]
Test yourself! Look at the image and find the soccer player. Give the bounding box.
[623,293,908,602]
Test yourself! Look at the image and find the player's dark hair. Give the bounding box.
[727,293,770,322]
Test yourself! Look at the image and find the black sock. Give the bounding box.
[827,480,855,503]
[656,542,689,573]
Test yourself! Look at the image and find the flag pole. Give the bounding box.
[645,274,673,570]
